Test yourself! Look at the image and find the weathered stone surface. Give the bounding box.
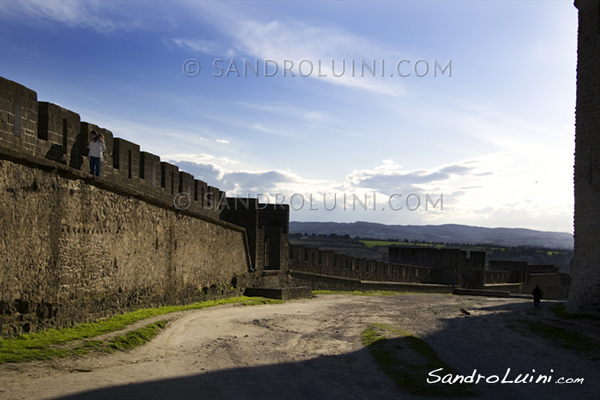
[0,159,253,336]
[289,244,445,284]
[0,76,265,336]
[569,0,600,314]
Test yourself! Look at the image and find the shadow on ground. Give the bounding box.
[50,297,600,400]
[418,298,600,400]
[52,348,404,400]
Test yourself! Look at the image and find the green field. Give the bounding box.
[360,240,446,248]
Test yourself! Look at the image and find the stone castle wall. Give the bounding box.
[288,243,567,297]
[388,246,486,288]
[569,0,600,314]
[0,77,254,336]
[221,198,290,273]
[288,244,446,285]
[0,77,227,218]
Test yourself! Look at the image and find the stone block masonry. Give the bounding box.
[221,198,290,273]
[288,244,445,285]
[0,76,254,336]
[0,77,38,154]
[0,77,227,220]
[289,243,568,297]
[569,0,600,314]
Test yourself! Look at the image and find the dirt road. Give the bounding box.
[0,294,598,400]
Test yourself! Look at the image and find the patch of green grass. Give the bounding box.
[107,320,167,351]
[360,240,447,248]
[0,321,170,363]
[69,321,168,357]
[0,296,281,363]
[361,323,478,397]
[521,320,600,356]
[0,343,70,363]
[361,323,409,346]
[552,305,600,322]
[241,297,285,306]
[72,340,105,355]
[361,240,406,248]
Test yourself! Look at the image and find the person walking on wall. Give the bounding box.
[532,284,543,308]
[88,130,106,177]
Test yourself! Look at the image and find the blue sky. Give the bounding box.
[0,0,577,233]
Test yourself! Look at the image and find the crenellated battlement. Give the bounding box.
[0,76,253,337]
[0,76,226,220]
[288,244,444,284]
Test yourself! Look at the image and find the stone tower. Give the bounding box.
[569,0,600,314]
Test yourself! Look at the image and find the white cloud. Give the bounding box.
[171,38,236,57]
[251,123,287,136]
[166,153,239,167]
[449,200,573,233]
[158,154,572,232]
[238,102,332,123]
[345,160,485,192]
[164,158,323,195]
[181,2,404,96]
[0,0,149,33]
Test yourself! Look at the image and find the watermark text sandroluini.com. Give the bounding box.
[173,192,443,212]
[427,368,584,385]
[182,58,452,78]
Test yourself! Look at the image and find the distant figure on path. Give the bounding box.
[532,285,543,308]
[88,130,106,177]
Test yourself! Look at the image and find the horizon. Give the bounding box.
[289,220,574,235]
[0,1,577,233]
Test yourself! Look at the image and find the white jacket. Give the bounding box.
[88,140,106,158]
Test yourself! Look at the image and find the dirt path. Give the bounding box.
[0,294,598,400]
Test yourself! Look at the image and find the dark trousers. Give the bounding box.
[90,156,101,177]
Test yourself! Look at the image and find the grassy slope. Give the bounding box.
[0,296,282,363]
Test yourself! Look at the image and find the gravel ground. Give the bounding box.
[0,293,598,400]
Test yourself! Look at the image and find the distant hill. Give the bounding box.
[289,221,574,249]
